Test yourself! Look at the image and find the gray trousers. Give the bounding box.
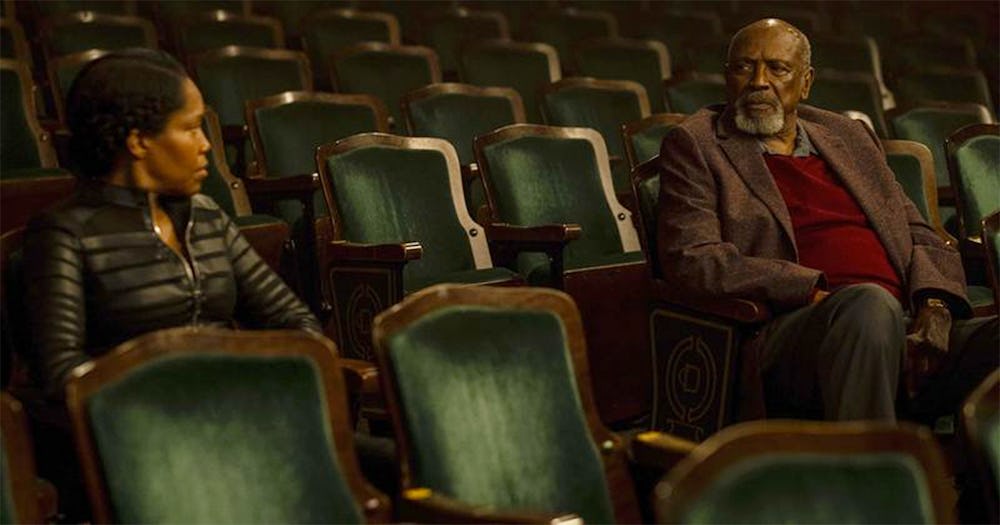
[759,283,998,422]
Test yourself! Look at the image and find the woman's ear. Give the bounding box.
[125,129,148,159]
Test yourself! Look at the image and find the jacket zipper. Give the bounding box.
[149,194,200,324]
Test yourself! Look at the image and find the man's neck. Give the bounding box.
[759,115,799,155]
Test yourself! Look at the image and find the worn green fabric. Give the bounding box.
[194,56,307,129]
[425,15,505,74]
[886,153,933,222]
[1,445,16,524]
[387,306,615,523]
[952,134,1000,236]
[180,21,276,55]
[334,50,434,126]
[635,173,661,275]
[886,38,977,76]
[303,16,393,89]
[541,85,645,160]
[520,250,644,286]
[630,121,679,166]
[481,135,632,279]
[404,266,515,295]
[665,77,726,114]
[576,45,667,112]
[87,354,363,524]
[324,145,509,291]
[1,68,42,171]
[894,71,994,112]
[891,108,987,188]
[459,46,552,123]
[679,453,935,524]
[407,92,517,166]
[48,23,149,56]
[527,14,610,72]
[967,285,995,309]
[681,40,728,75]
[810,74,888,137]
[811,37,879,77]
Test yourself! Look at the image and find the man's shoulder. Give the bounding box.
[675,104,724,135]
[798,104,871,137]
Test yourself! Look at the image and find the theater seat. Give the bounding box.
[621,112,687,168]
[962,370,999,524]
[1,393,57,524]
[64,327,390,523]
[654,420,956,523]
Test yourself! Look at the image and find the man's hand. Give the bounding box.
[810,289,830,304]
[904,301,952,397]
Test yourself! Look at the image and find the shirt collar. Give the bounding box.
[758,121,817,157]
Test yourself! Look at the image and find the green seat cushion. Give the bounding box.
[406,92,517,166]
[666,78,726,114]
[180,21,275,55]
[885,153,933,222]
[891,109,986,188]
[542,85,645,159]
[810,75,887,137]
[387,306,615,523]
[460,46,552,124]
[967,285,995,309]
[576,45,667,113]
[303,16,394,88]
[333,50,434,126]
[480,134,629,272]
[680,453,935,524]
[324,145,481,289]
[630,123,677,166]
[48,23,149,56]
[87,354,363,524]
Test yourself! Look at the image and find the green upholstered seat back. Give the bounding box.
[952,134,1000,236]
[55,55,104,110]
[810,74,888,137]
[86,354,363,523]
[628,121,680,166]
[333,50,434,126]
[527,13,612,70]
[48,23,150,56]
[255,101,382,178]
[680,40,728,75]
[679,453,936,524]
[891,108,987,187]
[407,93,517,166]
[193,56,307,128]
[895,71,994,112]
[324,145,478,287]
[386,305,615,523]
[886,38,977,75]
[886,152,933,222]
[541,85,645,158]
[576,45,666,113]
[303,16,394,86]
[481,134,625,265]
[425,14,505,74]
[811,37,879,77]
[0,68,42,171]
[199,120,239,217]
[635,172,661,276]
[984,413,1000,486]
[666,77,726,114]
[179,21,277,56]
[459,46,553,124]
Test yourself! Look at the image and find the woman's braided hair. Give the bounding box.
[66,48,189,180]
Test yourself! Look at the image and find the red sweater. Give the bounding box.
[765,154,903,301]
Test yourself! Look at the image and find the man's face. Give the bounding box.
[725,24,813,136]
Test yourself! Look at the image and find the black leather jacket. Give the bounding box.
[23,182,320,397]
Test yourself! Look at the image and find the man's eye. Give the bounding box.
[730,62,752,73]
[769,64,792,75]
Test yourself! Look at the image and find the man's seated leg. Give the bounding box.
[760,283,905,421]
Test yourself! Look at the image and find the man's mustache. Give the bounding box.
[738,91,780,107]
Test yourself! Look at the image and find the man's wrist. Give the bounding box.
[923,297,948,311]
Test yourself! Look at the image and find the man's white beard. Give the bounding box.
[733,93,786,136]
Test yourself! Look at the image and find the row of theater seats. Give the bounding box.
[3,289,998,523]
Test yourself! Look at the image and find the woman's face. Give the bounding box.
[138,78,211,196]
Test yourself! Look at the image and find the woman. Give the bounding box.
[19,49,321,521]
[23,49,320,398]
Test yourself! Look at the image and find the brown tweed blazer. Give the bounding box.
[656,103,971,316]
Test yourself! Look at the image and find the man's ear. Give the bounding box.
[801,66,815,100]
[125,129,148,159]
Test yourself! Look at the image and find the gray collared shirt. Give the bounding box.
[758,121,818,157]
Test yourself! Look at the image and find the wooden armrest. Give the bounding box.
[629,431,697,472]
[399,487,580,524]
[339,358,379,395]
[327,240,423,263]
[485,223,582,244]
[652,280,771,323]
[242,173,321,201]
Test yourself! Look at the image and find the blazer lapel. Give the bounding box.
[804,119,906,276]
[715,113,796,250]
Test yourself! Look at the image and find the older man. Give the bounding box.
[656,19,997,422]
